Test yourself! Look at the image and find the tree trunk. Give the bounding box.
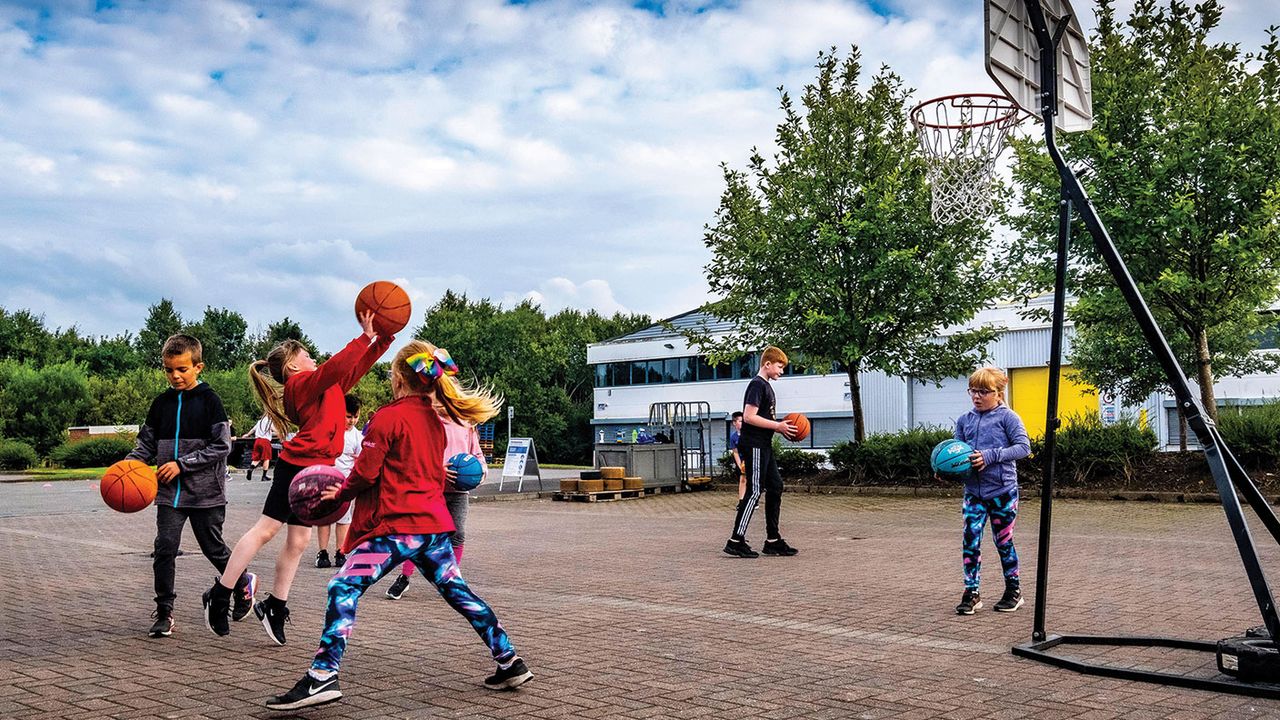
[846,367,865,444]
[1178,406,1188,453]
[1194,327,1217,422]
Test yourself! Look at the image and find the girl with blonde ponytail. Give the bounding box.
[265,338,531,711]
[384,340,500,599]
[204,312,393,645]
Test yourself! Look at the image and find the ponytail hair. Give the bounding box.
[392,340,501,426]
[249,340,306,438]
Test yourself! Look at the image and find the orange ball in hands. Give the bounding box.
[782,412,810,442]
[101,459,158,513]
[355,280,412,337]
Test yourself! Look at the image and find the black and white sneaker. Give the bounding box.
[956,588,982,615]
[993,585,1024,612]
[202,581,231,636]
[315,549,331,569]
[148,607,174,638]
[484,658,533,690]
[386,574,410,600]
[265,672,342,710]
[232,572,257,622]
[254,594,290,645]
[761,538,799,556]
[722,538,759,558]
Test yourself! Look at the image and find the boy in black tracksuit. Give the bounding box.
[723,346,800,558]
[126,334,256,637]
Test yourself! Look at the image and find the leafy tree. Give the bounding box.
[188,306,250,371]
[0,360,90,455]
[250,317,319,360]
[0,308,55,364]
[83,369,163,427]
[692,48,1003,442]
[1006,0,1280,421]
[135,299,185,365]
[73,332,143,377]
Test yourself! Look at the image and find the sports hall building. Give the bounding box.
[587,297,1280,460]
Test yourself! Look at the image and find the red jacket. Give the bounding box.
[337,395,455,553]
[280,333,392,467]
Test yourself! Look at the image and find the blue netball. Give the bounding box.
[931,439,974,475]
[448,452,485,491]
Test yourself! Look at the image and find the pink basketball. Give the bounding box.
[288,465,350,526]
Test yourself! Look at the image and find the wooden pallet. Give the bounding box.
[551,485,680,503]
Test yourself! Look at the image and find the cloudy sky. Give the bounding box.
[0,0,1273,351]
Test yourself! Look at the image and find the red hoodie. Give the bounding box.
[280,333,392,467]
[337,395,454,553]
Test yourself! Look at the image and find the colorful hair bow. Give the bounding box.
[406,348,458,381]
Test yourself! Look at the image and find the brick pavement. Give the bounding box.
[4,486,1280,719]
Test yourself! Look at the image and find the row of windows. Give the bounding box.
[592,353,842,388]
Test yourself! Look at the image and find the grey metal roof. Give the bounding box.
[601,308,736,344]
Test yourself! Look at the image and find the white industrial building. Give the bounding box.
[587,297,1280,461]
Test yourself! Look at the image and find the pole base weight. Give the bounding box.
[1218,636,1280,683]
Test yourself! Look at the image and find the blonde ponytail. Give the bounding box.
[392,340,502,426]
[248,340,306,438]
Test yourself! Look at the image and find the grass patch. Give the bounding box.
[8,466,110,482]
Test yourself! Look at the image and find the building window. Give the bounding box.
[733,353,757,379]
[646,360,663,384]
[593,364,608,388]
[611,362,631,387]
[631,361,648,385]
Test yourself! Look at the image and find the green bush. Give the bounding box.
[1048,413,1156,485]
[831,426,953,485]
[49,436,135,469]
[772,439,826,476]
[1217,402,1280,469]
[0,439,38,470]
[0,360,90,455]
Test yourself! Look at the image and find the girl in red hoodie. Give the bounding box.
[264,339,532,712]
[203,312,392,643]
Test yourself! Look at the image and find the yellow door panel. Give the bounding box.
[1008,366,1099,439]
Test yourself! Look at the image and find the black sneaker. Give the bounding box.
[202,581,231,636]
[315,549,331,568]
[254,594,290,645]
[956,589,982,615]
[386,574,410,600]
[246,469,254,482]
[762,538,799,556]
[148,607,174,638]
[994,585,1024,612]
[232,572,257,622]
[265,672,342,710]
[334,551,346,568]
[484,658,533,690]
[723,538,759,558]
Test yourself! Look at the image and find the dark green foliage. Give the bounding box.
[0,361,89,455]
[0,439,38,470]
[1027,414,1157,485]
[829,426,953,484]
[135,299,185,362]
[772,439,825,476]
[49,436,135,469]
[1217,402,1280,469]
[187,306,251,371]
[83,369,163,427]
[250,317,318,361]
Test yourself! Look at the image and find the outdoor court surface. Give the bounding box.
[5,480,1280,719]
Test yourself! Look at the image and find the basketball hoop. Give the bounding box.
[910,93,1024,225]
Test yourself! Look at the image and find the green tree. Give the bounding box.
[1006,1,1280,420]
[135,299,185,364]
[73,332,142,377]
[0,308,55,364]
[693,48,1002,442]
[188,306,250,371]
[83,368,163,426]
[250,317,318,360]
[0,360,90,455]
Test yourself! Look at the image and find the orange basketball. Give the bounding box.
[100,459,158,513]
[355,280,412,337]
[783,412,811,442]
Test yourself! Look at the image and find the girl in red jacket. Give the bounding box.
[264,339,531,711]
[203,312,392,644]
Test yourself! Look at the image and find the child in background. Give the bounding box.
[729,411,746,499]
[203,312,392,644]
[126,333,256,638]
[953,366,1031,615]
[247,414,274,482]
[265,339,529,711]
[317,394,362,569]
[385,348,487,600]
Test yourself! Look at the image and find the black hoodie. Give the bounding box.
[125,381,232,509]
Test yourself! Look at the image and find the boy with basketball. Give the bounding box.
[125,333,256,638]
[723,346,798,559]
[953,366,1031,615]
[203,312,392,644]
[265,339,530,711]
[316,394,362,569]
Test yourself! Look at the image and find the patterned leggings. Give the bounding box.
[312,533,516,674]
[961,489,1020,590]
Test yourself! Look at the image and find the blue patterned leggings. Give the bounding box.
[312,533,516,674]
[961,489,1020,590]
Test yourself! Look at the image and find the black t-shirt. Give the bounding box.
[739,375,776,448]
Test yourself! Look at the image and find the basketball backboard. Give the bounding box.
[985,0,1093,132]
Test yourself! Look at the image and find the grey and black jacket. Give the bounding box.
[126,381,232,509]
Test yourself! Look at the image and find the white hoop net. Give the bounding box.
[910,93,1023,225]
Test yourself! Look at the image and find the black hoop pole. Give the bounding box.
[1021,0,1280,650]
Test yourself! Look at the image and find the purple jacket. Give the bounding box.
[953,404,1031,499]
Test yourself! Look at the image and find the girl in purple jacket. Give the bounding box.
[953,367,1031,616]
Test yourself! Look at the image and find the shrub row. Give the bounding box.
[48,436,136,469]
[0,439,38,470]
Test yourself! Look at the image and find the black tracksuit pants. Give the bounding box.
[730,443,782,541]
